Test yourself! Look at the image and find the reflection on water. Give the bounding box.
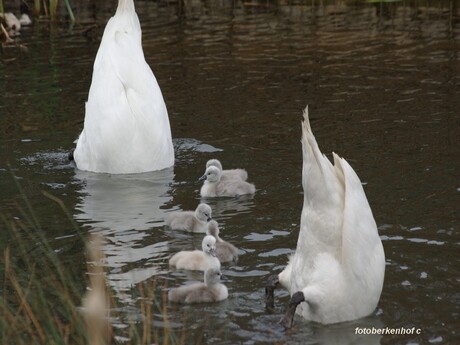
[73,168,174,301]
[200,195,256,220]
[74,169,174,231]
[72,138,224,302]
[0,0,459,344]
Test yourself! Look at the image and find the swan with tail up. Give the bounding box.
[72,0,174,173]
[265,107,385,328]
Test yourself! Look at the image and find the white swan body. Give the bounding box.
[169,235,220,271]
[19,13,32,26]
[165,203,212,233]
[279,107,385,325]
[73,0,174,174]
[1,12,21,36]
[206,159,248,181]
[168,267,228,304]
[206,220,238,263]
[200,166,255,197]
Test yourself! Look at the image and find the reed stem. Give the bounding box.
[34,0,40,16]
[49,0,57,20]
[1,22,12,42]
[64,0,75,22]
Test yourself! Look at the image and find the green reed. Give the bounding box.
[1,215,88,343]
[34,0,40,16]
[0,176,180,345]
[32,0,75,22]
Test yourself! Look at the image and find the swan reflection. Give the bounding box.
[73,168,174,302]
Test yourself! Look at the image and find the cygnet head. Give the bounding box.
[206,159,223,171]
[199,166,221,183]
[206,220,220,239]
[204,267,223,286]
[202,235,217,257]
[195,203,212,222]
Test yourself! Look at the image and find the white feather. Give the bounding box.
[280,107,385,324]
[73,0,174,174]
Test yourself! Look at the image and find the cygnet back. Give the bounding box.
[169,235,220,271]
[168,267,228,304]
[206,159,248,181]
[165,203,212,232]
[207,221,239,263]
[200,166,255,197]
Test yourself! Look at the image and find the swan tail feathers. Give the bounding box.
[334,154,384,273]
[297,106,345,260]
[116,0,135,14]
[300,106,343,212]
[301,106,335,183]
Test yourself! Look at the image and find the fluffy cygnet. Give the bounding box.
[165,203,212,233]
[206,220,238,263]
[206,159,248,181]
[168,267,228,304]
[169,235,220,271]
[199,166,255,197]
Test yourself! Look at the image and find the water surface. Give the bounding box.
[1,1,459,344]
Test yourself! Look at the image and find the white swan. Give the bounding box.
[206,220,238,263]
[165,203,212,233]
[72,0,174,174]
[169,235,220,271]
[19,13,32,26]
[168,267,228,304]
[206,159,248,181]
[266,107,385,327]
[199,166,255,197]
[1,12,21,36]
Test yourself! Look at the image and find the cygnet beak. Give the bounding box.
[199,174,207,182]
[207,217,212,222]
[210,247,217,257]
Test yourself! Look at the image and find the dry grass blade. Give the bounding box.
[1,23,13,45]
[4,247,46,343]
[82,235,112,345]
[1,176,185,345]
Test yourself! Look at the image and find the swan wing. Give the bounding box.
[334,155,385,294]
[296,107,344,262]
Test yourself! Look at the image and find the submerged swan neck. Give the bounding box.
[279,291,306,329]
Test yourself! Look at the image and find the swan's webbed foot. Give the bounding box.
[279,291,305,329]
[265,274,279,309]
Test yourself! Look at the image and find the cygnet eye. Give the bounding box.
[207,244,210,247]
[207,172,211,175]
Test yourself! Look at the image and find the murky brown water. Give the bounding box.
[1,1,459,344]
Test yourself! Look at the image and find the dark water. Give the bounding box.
[1,1,459,344]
